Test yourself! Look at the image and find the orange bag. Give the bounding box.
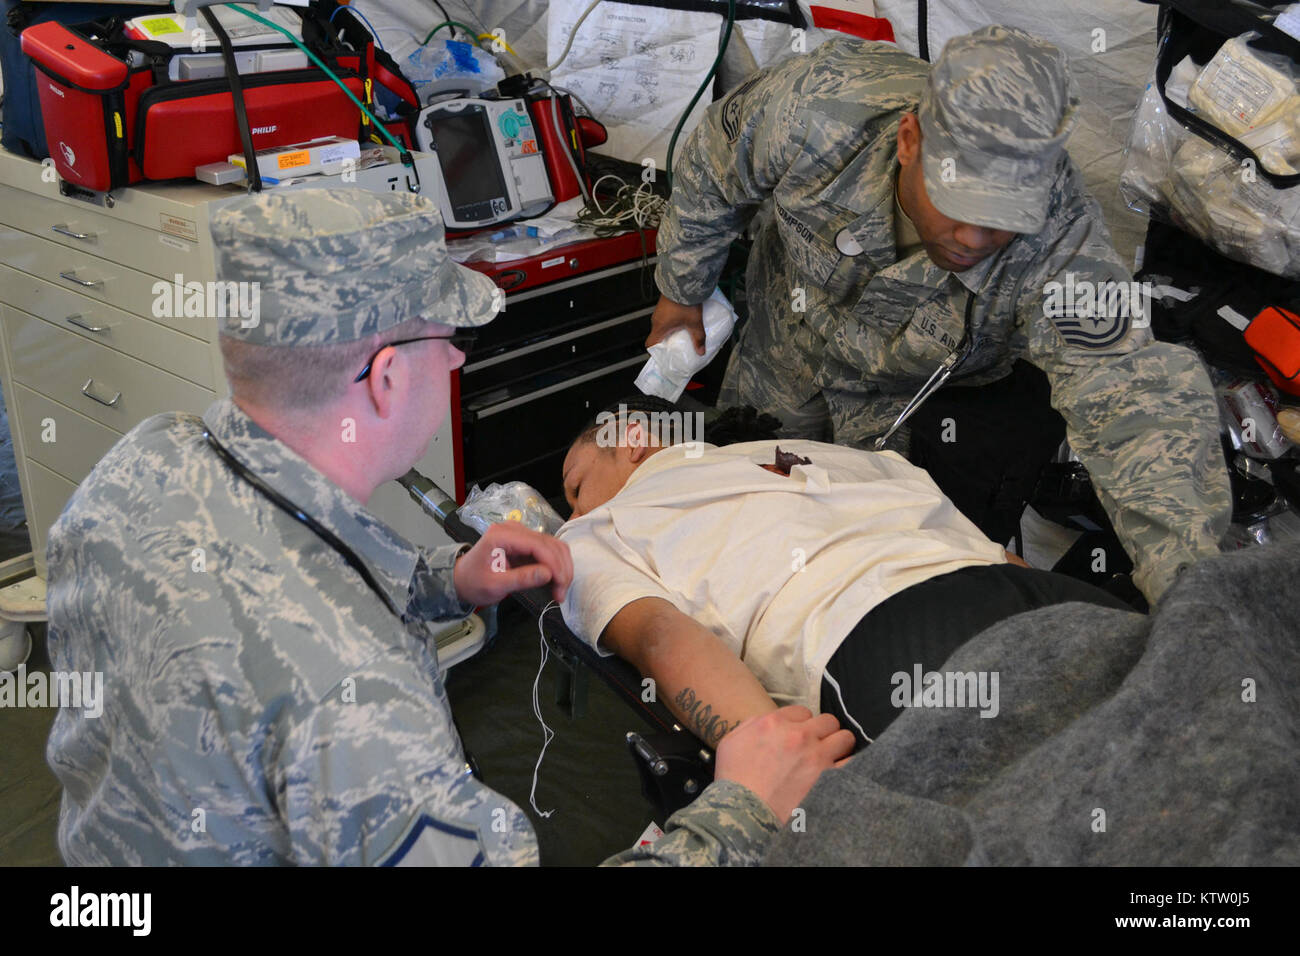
[1245,306,1300,397]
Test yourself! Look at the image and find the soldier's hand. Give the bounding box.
[713,706,855,824]
[453,522,573,605]
[647,296,706,356]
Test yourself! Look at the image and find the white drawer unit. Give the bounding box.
[0,149,459,579]
[9,384,122,488]
[0,264,213,388]
[25,462,79,563]
[0,182,204,281]
[0,226,201,336]
[5,305,213,431]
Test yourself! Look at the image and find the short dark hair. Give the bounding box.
[570,397,782,449]
[571,395,685,447]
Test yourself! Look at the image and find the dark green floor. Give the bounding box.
[0,605,659,867]
[446,601,661,866]
[0,625,62,866]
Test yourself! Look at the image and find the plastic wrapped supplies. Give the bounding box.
[1167,136,1298,276]
[1120,42,1300,279]
[457,481,564,536]
[1239,110,1300,175]
[635,287,737,402]
[1121,57,1195,214]
[1188,37,1298,137]
[1216,374,1293,460]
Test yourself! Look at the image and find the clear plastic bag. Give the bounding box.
[1120,33,1300,278]
[457,481,564,536]
[403,40,506,104]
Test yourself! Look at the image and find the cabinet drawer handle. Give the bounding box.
[52,223,97,241]
[66,314,109,334]
[80,378,121,407]
[59,270,102,289]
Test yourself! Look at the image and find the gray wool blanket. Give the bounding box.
[764,543,1300,866]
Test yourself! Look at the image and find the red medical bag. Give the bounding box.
[21,17,368,191]
[134,69,365,181]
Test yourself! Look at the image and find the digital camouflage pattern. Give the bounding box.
[208,188,500,346]
[604,779,780,866]
[919,25,1078,235]
[656,33,1232,602]
[45,399,778,866]
[45,398,525,865]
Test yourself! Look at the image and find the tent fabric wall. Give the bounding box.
[337,0,553,73]
[4,1,1144,260]
[347,0,844,165]
[358,1,1154,264]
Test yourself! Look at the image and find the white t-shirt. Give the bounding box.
[557,440,1007,710]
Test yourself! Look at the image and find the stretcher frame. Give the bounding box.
[399,471,716,818]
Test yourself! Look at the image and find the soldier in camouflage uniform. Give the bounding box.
[651,26,1232,603]
[45,189,842,866]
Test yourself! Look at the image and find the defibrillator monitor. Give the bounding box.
[415,97,554,230]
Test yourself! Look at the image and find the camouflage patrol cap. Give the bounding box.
[208,188,500,345]
[918,25,1078,234]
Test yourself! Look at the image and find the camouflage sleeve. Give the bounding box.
[278,647,539,866]
[655,59,809,306]
[1013,195,1232,603]
[600,780,780,866]
[405,543,475,621]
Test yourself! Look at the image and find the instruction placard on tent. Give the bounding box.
[548,0,721,171]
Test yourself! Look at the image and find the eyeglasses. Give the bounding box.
[353,332,478,383]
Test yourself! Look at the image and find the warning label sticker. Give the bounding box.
[277,150,310,170]
[159,214,198,243]
[139,17,183,35]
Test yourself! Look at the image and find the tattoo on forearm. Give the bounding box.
[674,686,736,746]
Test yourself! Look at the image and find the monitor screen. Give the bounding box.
[427,108,509,214]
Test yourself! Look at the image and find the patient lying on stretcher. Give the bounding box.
[556,398,1130,748]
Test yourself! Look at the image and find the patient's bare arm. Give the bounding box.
[601,597,778,746]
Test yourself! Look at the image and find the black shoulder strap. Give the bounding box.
[201,6,262,192]
[917,0,930,61]
[98,16,174,84]
[1143,0,1300,188]
[1145,0,1300,61]
[202,430,404,620]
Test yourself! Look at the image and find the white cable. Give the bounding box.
[546,0,605,73]
[528,601,560,818]
[550,85,594,120]
[590,174,625,216]
[822,670,873,746]
[341,0,419,48]
[580,175,667,230]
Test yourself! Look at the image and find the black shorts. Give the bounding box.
[818,563,1134,749]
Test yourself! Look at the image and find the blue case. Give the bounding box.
[1,0,170,158]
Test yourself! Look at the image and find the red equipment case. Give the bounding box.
[1245,306,1300,397]
[20,16,400,191]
